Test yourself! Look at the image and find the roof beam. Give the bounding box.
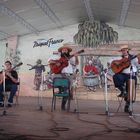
[118,0,131,26]
[34,0,63,28]
[0,30,10,37]
[82,0,94,22]
[0,4,39,35]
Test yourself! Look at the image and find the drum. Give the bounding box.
[83,75,99,87]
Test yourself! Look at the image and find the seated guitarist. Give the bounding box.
[49,44,79,110]
[112,45,139,113]
[0,61,19,107]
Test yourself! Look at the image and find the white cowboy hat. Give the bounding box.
[119,45,131,52]
[58,44,72,52]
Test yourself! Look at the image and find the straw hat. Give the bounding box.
[119,44,131,52]
[58,44,72,52]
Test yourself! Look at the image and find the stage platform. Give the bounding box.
[0,87,140,140]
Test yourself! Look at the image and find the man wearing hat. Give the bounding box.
[58,45,79,74]
[48,44,79,110]
[112,44,139,113]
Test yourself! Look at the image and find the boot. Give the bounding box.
[124,102,130,113]
[117,86,127,97]
[61,97,67,110]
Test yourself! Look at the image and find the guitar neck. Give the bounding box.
[12,62,23,70]
[68,49,84,59]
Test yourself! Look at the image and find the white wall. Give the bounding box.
[0,42,7,71]
[18,24,79,73]
[18,23,140,73]
[1,23,140,96]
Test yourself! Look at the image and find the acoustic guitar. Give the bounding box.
[0,62,23,84]
[111,54,140,74]
[12,62,23,70]
[50,49,84,74]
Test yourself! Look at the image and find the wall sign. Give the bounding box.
[33,38,64,48]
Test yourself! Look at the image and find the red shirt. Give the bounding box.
[83,64,98,74]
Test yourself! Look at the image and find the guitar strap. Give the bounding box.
[129,54,137,61]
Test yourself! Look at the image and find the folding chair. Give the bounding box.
[51,77,71,112]
[115,79,136,114]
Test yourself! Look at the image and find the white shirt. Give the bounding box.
[122,57,139,73]
[48,54,77,74]
[62,57,77,74]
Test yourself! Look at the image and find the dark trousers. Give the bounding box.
[113,73,137,92]
[0,84,17,104]
[113,73,137,105]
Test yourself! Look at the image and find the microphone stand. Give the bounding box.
[70,75,88,114]
[129,65,133,116]
[37,70,44,111]
[104,69,110,116]
[73,79,80,113]
[129,65,140,117]
[1,43,8,116]
[2,68,7,115]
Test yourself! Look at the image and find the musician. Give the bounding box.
[29,59,45,90]
[49,44,79,110]
[0,61,19,107]
[112,45,139,113]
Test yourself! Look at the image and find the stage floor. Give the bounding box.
[0,88,140,140]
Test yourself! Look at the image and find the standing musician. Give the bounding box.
[48,44,79,110]
[112,45,139,113]
[28,59,45,90]
[0,61,19,107]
